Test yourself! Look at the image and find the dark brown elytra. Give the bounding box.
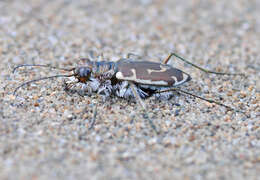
[115,59,191,86]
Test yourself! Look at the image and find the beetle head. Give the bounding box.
[12,58,95,95]
[73,58,94,83]
[74,67,92,83]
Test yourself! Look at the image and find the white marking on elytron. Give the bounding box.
[147,65,169,74]
[171,76,178,83]
[171,73,189,86]
[116,69,168,85]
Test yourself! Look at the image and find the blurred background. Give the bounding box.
[0,0,259,179]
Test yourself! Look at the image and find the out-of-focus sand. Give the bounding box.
[0,0,259,179]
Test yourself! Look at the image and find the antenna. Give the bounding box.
[13,74,75,95]
[13,64,75,95]
[13,64,74,73]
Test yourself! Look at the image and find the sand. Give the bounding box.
[0,0,259,179]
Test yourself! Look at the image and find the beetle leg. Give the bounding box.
[163,52,245,76]
[97,80,113,100]
[129,83,146,109]
[129,83,159,134]
[126,53,142,59]
[63,79,78,93]
[100,69,115,80]
[155,87,248,117]
[162,53,172,64]
[88,104,98,130]
[65,81,87,97]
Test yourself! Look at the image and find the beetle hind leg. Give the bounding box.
[155,87,248,116]
[162,53,173,64]
[163,52,245,76]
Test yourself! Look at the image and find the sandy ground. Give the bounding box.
[0,0,259,179]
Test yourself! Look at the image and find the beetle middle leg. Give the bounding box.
[129,83,160,134]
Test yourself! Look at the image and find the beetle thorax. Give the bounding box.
[92,61,117,75]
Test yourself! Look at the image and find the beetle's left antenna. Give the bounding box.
[12,64,74,73]
[13,64,75,95]
[13,74,75,95]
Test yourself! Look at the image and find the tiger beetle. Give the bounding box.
[12,52,247,132]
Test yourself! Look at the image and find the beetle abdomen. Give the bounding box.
[116,60,191,86]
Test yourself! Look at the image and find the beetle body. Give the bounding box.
[13,52,245,117]
[69,58,191,100]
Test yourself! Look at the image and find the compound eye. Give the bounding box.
[76,67,91,83]
[80,67,91,76]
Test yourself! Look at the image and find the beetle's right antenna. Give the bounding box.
[163,52,245,76]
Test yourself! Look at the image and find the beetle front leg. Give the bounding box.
[63,79,79,94]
